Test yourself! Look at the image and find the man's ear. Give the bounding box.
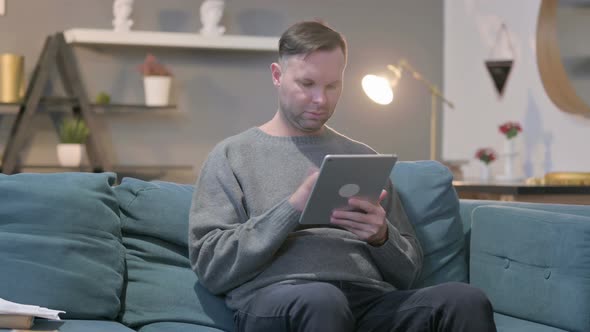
[270,62,282,87]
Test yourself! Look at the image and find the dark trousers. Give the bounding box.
[234,281,497,332]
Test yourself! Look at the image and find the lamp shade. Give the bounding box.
[362,74,393,105]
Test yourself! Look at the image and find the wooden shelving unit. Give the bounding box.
[1,29,280,176]
[1,33,111,174]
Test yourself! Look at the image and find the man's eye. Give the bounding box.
[301,82,313,87]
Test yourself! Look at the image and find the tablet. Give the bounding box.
[298,154,397,225]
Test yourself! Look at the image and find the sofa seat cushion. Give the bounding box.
[139,322,227,332]
[471,206,590,332]
[0,319,136,332]
[114,178,234,332]
[494,313,569,332]
[0,172,125,320]
[391,161,467,287]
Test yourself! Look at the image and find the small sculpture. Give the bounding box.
[112,0,134,32]
[200,0,226,36]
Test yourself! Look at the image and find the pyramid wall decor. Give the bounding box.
[485,59,513,97]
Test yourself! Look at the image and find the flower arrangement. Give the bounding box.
[499,121,522,139]
[137,54,172,77]
[475,148,497,165]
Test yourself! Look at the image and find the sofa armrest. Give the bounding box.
[469,205,590,332]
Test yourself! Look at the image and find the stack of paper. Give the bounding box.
[0,297,65,329]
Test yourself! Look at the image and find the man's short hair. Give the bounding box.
[278,21,347,61]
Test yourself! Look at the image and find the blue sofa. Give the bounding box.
[1,161,589,332]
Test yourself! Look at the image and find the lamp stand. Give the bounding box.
[391,60,454,160]
[430,92,438,160]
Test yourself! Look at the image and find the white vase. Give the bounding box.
[57,144,84,167]
[143,76,171,106]
[480,163,492,182]
[499,138,519,181]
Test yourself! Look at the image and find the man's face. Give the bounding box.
[271,48,346,135]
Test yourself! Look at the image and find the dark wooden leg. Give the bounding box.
[55,33,111,173]
[1,36,58,174]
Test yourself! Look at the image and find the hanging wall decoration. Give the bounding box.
[485,23,515,98]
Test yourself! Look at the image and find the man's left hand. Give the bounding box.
[330,190,389,246]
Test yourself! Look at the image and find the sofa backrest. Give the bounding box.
[460,198,590,234]
[112,159,467,331]
[113,159,466,329]
[391,160,468,288]
[0,172,125,320]
[470,206,590,332]
[0,160,466,329]
[459,199,590,266]
[114,178,234,332]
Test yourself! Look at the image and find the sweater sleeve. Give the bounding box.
[188,147,301,295]
[367,181,423,289]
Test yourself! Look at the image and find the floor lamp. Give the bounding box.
[362,59,454,160]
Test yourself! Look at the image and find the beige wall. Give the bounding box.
[0,0,443,182]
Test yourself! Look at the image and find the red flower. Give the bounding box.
[475,148,497,165]
[499,121,522,139]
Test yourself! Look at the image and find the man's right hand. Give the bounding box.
[288,170,319,211]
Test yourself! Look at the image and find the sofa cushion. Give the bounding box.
[0,319,136,332]
[493,313,569,332]
[139,322,226,332]
[114,178,234,331]
[471,206,590,332]
[0,172,124,320]
[391,161,467,287]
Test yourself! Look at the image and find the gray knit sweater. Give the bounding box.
[188,126,423,310]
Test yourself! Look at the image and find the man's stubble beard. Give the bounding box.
[278,103,328,134]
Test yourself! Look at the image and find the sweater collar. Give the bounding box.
[250,126,334,145]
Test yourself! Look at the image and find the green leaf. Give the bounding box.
[59,118,90,144]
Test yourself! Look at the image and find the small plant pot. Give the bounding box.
[57,143,84,167]
[143,76,171,106]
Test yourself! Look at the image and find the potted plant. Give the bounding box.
[57,117,90,167]
[138,54,172,106]
[95,91,111,105]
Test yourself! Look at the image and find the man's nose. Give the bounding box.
[311,88,327,105]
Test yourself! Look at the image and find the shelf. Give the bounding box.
[0,98,176,114]
[91,103,177,114]
[0,102,20,115]
[63,29,279,52]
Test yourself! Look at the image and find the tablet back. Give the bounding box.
[299,154,397,225]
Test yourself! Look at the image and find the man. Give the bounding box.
[189,21,496,332]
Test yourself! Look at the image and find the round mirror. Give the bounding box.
[537,0,590,116]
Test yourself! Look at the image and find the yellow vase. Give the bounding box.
[0,53,25,103]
